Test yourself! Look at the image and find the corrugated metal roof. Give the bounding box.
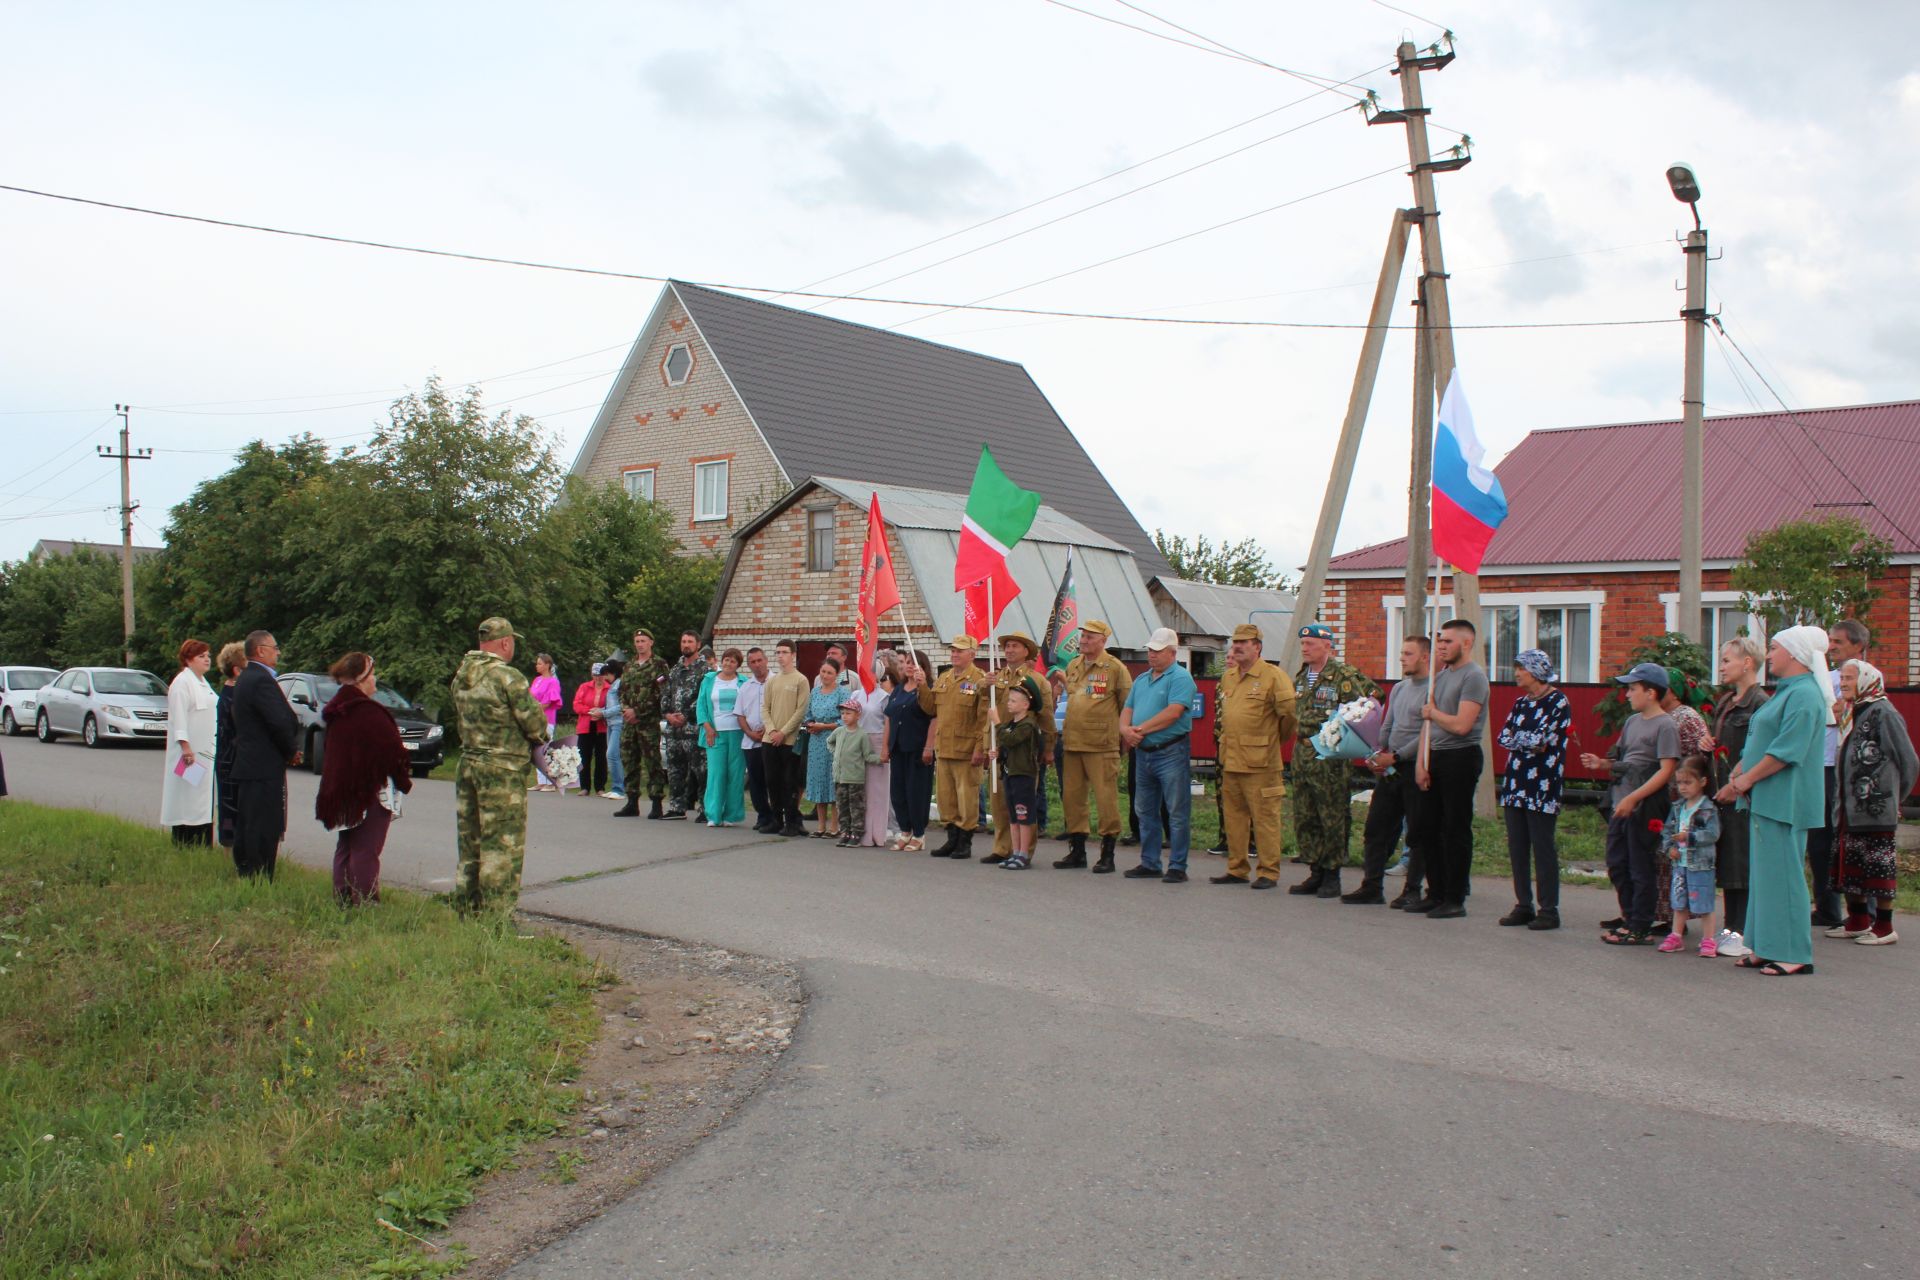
[1329,400,1920,571]
[892,528,1161,650]
[671,281,1170,575]
[1151,576,1297,640]
[811,477,1127,552]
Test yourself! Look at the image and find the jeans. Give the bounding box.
[606,720,625,794]
[764,743,804,830]
[1605,811,1660,931]
[1418,746,1482,905]
[744,747,773,828]
[1132,745,1192,872]
[1502,805,1559,910]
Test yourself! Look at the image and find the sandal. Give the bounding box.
[1733,954,1775,969]
[902,837,924,852]
[1757,961,1814,976]
[1002,854,1030,870]
[1602,929,1654,946]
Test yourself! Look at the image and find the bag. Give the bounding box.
[379,779,404,820]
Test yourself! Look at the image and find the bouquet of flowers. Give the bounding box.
[1311,695,1386,761]
[534,734,583,792]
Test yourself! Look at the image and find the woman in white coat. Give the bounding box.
[162,638,218,844]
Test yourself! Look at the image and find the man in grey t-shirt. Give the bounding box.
[1413,619,1489,916]
[1580,662,1682,939]
[1349,637,1435,905]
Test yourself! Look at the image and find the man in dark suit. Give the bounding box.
[229,629,301,879]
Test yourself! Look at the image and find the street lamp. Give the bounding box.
[1670,163,1708,645]
[1667,161,1702,228]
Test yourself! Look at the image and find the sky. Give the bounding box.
[5,0,1918,571]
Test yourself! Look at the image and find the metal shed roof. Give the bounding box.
[1150,576,1296,642]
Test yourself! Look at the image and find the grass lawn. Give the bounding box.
[0,802,601,1278]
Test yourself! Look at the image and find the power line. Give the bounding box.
[1039,0,1284,71]
[0,181,1678,333]
[1370,0,1452,34]
[1107,0,1375,102]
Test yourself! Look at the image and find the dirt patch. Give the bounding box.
[444,916,804,1277]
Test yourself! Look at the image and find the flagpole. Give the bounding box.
[987,575,999,794]
[1421,552,1441,776]
[894,604,920,669]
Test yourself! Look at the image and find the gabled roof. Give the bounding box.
[571,280,1168,575]
[1327,400,1920,572]
[709,477,1163,650]
[1150,576,1296,642]
[30,539,163,563]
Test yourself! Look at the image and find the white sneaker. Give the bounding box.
[1384,854,1409,878]
[1716,930,1751,958]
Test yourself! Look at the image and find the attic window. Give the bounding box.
[662,343,694,387]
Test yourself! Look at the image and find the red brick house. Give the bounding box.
[1320,400,1920,684]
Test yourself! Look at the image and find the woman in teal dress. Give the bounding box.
[697,648,749,828]
[1716,625,1831,975]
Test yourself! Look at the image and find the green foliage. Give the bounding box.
[1730,514,1892,627]
[1152,529,1292,591]
[0,547,134,669]
[1593,631,1713,734]
[0,801,598,1278]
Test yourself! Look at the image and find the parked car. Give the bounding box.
[276,671,445,778]
[34,667,170,747]
[2,665,59,736]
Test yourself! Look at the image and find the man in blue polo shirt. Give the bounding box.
[1121,627,1198,883]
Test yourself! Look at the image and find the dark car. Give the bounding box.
[276,671,445,777]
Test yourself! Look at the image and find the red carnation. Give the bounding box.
[1648,819,1665,834]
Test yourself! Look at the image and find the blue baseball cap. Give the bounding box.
[1613,662,1670,691]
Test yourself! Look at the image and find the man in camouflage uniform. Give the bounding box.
[980,630,1055,864]
[660,630,711,820]
[1289,622,1379,898]
[1211,623,1298,890]
[613,627,671,819]
[449,617,550,914]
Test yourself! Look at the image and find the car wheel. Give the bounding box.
[36,710,54,742]
[308,728,325,775]
[83,714,102,748]
[412,763,434,779]
[2,708,15,737]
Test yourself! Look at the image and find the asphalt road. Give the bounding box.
[7,736,1916,1278]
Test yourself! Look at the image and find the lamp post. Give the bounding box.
[1669,162,1707,646]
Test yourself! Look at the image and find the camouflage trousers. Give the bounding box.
[1291,750,1355,870]
[664,732,706,812]
[621,723,667,801]
[454,758,529,913]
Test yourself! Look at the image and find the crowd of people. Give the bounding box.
[132,607,1914,964]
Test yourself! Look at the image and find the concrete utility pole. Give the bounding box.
[1669,163,1709,644]
[98,403,151,666]
[1280,207,1413,675]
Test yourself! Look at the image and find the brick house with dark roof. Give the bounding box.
[568,280,1169,576]
[1320,400,1920,685]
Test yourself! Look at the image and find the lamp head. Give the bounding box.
[1666,162,1702,205]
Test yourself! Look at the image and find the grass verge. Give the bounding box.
[0,801,600,1278]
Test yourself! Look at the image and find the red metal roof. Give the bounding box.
[1328,399,1920,571]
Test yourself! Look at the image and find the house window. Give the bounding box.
[806,508,835,572]
[1531,605,1592,684]
[1384,591,1604,681]
[662,343,694,387]
[1659,593,1773,661]
[1482,606,1520,681]
[694,460,729,522]
[623,468,654,502]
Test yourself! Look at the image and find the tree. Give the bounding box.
[1594,631,1713,734]
[1730,514,1892,628]
[0,548,128,669]
[1152,530,1293,591]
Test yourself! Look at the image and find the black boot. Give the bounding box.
[646,797,665,820]
[613,795,640,817]
[948,829,975,860]
[1341,878,1385,905]
[930,825,959,857]
[1092,835,1116,874]
[1053,834,1088,870]
[1288,867,1327,895]
[1316,868,1344,898]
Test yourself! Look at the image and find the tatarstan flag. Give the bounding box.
[953,446,1040,591]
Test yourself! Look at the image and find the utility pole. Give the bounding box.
[98,404,151,666]
[1669,163,1708,644]
[1279,207,1413,675]
[1404,278,1435,644]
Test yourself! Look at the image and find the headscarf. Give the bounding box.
[1513,648,1558,684]
[1771,624,1835,725]
[1837,657,1887,742]
[1663,665,1713,713]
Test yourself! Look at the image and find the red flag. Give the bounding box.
[855,493,901,693]
[962,562,1019,640]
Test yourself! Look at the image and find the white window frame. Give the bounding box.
[622,467,655,502]
[1658,591,1770,655]
[1381,590,1606,682]
[662,342,695,387]
[693,459,729,523]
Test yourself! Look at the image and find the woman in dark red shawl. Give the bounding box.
[315,652,413,904]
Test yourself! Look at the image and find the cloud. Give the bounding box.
[804,118,993,219]
[1486,186,1585,302]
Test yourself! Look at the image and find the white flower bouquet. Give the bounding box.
[534,735,583,792]
[1311,695,1385,761]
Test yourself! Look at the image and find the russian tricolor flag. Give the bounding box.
[1430,371,1508,575]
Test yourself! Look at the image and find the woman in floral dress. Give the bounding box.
[1495,649,1572,930]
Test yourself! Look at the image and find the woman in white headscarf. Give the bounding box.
[1715,625,1832,974]
[1825,658,1918,945]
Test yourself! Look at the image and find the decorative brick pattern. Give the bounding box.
[575,295,789,555]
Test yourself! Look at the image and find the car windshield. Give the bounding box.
[7,670,54,690]
[93,671,167,696]
[314,678,419,714]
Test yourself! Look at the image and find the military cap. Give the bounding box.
[1231,623,1263,642]
[1009,674,1044,705]
[998,629,1038,656]
[949,633,978,649]
[631,626,654,641]
[478,616,523,642]
[1080,619,1112,638]
[1297,622,1335,641]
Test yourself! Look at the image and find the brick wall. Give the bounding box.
[1328,567,1916,682]
[575,293,789,556]
[711,495,953,667]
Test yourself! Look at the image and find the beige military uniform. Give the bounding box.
[919,649,989,832]
[1216,655,1298,881]
[980,652,1055,856]
[1060,644,1133,837]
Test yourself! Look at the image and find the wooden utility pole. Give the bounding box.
[1279,208,1414,674]
[98,403,151,666]
[1404,278,1435,640]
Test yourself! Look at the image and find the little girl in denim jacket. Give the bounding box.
[1660,755,1722,955]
